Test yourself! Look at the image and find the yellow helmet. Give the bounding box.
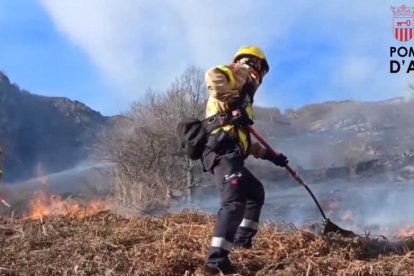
[233,46,269,74]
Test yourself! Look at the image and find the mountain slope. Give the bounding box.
[2,70,414,183]
[0,72,110,182]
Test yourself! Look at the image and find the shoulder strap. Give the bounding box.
[202,112,233,133]
[216,65,236,90]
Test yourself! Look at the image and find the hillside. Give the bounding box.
[0,72,111,182]
[250,98,414,183]
[0,211,413,275]
[1,71,414,190]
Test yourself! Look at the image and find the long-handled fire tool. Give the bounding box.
[248,126,355,237]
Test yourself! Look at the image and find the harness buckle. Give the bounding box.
[207,116,217,124]
[219,114,228,125]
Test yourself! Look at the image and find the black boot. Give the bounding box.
[233,235,252,249]
[205,256,236,275]
[233,226,257,249]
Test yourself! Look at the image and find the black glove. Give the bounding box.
[230,108,253,127]
[264,150,289,167]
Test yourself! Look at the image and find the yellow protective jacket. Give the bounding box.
[204,64,267,159]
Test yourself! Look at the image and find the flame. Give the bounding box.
[29,191,108,219]
[342,209,354,222]
[327,200,341,210]
[396,225,414,238]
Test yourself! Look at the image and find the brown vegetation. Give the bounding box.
[1,211,414,275]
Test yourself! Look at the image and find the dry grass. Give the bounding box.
[1,212,414,275]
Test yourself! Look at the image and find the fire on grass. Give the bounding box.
[325,199,414,238]
[396,225,414,239]
[28,191,108,219]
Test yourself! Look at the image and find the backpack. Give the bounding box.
[176,118,208,160]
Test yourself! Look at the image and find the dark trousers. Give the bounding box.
[206,154,265,265]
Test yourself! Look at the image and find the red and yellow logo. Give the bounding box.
[391,5,414,42]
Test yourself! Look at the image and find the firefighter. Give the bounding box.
[202,46,289,274]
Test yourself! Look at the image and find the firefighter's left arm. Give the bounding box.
[205,68,240,105]
[250,143,289,166]
[249,142,267,159]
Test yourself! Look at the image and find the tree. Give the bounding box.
[98,66,207,210]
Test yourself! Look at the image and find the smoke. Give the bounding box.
[3,153,413,238]
[3,98,413,239]
[169,98,414,237]
[264,179,414,235]
[172,178,414,237]
[38,0,407,111]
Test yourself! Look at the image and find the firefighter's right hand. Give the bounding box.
[231,108,253,127]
